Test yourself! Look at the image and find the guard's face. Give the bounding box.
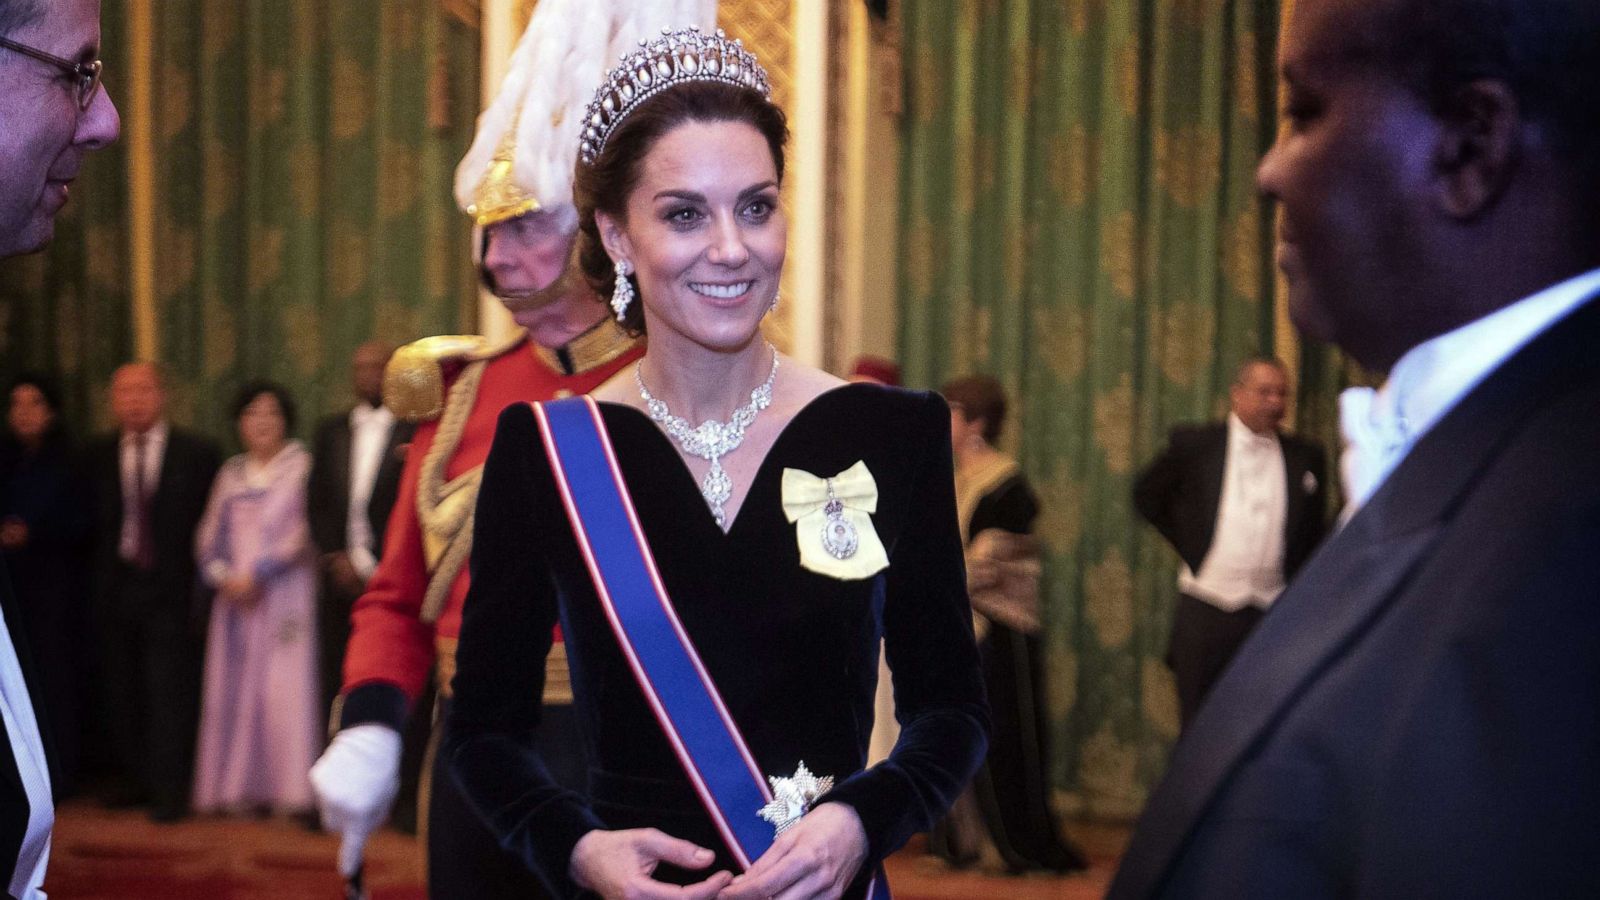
[1256,0,1441,368]
[0,0,120,257]
[483,212,576,305]
[599,119,785,354]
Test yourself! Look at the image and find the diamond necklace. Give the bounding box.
[635,345,780,529]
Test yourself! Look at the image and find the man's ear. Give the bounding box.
[594,209,631,271]
[1433,78,1521,219]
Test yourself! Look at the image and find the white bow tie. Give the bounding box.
[1338,386,1409,517]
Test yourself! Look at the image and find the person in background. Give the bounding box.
[929,374,1085,875]
[192,382,319,818]
[306,341,412,720]
[1132,357,1327,729]
[0,0,119,889]
[1112,0,1600,895]
[848,355,900,388]
[89,362,221,823]
[0,375,90,796]
[848,354,902,767]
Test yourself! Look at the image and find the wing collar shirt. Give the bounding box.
[0,590,52,898]
[1179,413,1288,612]
[118,420,169,564]
[1340,266,1600,519]
[346,403,395,581]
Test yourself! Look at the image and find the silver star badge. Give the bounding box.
[757,762,834,835]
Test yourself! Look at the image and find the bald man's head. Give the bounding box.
[110,362,166,434]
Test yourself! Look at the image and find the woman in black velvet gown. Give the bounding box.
[444,28,988,900]
[930,376,1086,875]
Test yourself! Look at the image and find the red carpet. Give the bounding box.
[44,800,1124,899]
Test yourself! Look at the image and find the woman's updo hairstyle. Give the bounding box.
[574,80,789,335]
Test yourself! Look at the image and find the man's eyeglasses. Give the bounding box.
[0,35,103,111]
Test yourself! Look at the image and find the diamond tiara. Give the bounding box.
[578,25,771,168]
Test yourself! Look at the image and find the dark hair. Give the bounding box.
[1233,356,1287,386]
[8,372,63,414]
[573,80,789,335]
[231,381,297,434]
[1356,0,1600,184]
[5,372,65,446]
[942,375,1008,446]
[0,0,44,38]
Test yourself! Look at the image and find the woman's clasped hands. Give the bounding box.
[570,802,869,900]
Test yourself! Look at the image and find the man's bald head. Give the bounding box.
[110,361,166,434]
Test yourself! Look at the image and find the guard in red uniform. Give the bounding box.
[305,1,712,895]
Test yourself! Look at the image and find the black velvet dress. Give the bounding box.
[445,384,990,899]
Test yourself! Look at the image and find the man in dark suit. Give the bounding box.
[1133,357,1327,729]
[1111,0,1600,896]
[0,0,120,891]
[89,362,220,823]
[307,341,412,716]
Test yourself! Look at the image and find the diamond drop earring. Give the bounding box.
[611,261,635,322]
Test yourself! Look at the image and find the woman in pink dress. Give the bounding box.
[192,382,320,815]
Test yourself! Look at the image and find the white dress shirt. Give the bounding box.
[118,421,169,564]
[0,604,52,899]
[1179,414,1288,612]
[1340,266,1600,518]
[345,403,395,581]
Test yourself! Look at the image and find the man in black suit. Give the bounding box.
[307,341,411,716]
[89,362,220,823]
[1111,0,1600,896]
[0,0,120,891]
[1133,358,1327,729]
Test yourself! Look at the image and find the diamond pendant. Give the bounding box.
[702,459,732,527]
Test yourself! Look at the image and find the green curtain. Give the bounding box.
[0,0,480,445]
[897,0,1340,819]
[149,0,481,442]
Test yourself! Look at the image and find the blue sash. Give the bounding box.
[534,397,888,899]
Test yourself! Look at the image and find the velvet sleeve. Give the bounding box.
[819,391,990,868]
[443,403,603,898]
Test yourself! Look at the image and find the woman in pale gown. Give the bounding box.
[192,382,320,814]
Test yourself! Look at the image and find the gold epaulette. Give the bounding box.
[382,335,494,423]
[464,329,530,363]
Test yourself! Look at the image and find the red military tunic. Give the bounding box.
[339,326,641,727]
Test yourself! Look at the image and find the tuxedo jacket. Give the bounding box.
[88,426,222,614]
[1133,423,1328,582]
[306,410,413,559]
[1110,294,1600,899]
[0,560,52,897]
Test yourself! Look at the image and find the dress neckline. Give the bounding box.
[595,382,872,536]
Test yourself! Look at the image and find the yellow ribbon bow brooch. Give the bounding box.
[780,461,889,580]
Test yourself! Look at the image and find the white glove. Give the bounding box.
[310,723,403,877]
